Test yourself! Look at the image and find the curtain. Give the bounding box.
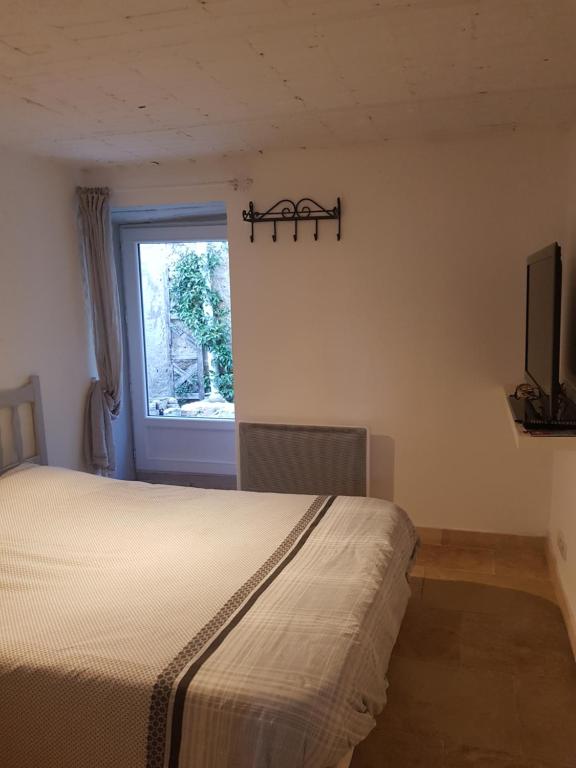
[77,187,123,475]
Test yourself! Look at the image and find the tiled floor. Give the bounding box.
[350,531,576,768]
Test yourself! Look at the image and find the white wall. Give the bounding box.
[550,451,576,625]
[548,127,576,625]
[0,147,92,469]
[85,130,568,534]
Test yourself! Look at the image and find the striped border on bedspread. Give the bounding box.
[146,494,337,768]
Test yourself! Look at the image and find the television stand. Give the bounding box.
[507,393,576,432]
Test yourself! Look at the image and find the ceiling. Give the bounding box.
[1,0,576,164]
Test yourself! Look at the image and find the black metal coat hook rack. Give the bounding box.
[242,197,341,242]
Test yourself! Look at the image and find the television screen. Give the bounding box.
[525,243,561,415]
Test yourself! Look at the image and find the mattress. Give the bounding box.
[0,465,417,768]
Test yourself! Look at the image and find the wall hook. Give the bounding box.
[242,197,342,242]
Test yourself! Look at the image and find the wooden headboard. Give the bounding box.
[0,376,48,476]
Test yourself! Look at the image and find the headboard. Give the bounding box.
[0,376,48,476]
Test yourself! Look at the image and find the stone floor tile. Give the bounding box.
[459,612,514,673]
[417,544,495,575]
[407,575,424,598]
[417,569,557,602]
[441,531,546,552]
[484,573,557,603]
[351,577,576,768]
[409,563,426,578]
[422,578,516,614]
[460,609,574,678]
[444,744,558,768]
[495,548,549,581]
[382,656,524,754]
[350,726,444,768]
[394,603,462,663]
[416,527,443,546]
[516,670,576,767]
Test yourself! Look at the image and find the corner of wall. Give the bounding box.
[546,537,576,659]
[547,128,576,644]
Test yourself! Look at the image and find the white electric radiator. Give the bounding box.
[238,422,368,496]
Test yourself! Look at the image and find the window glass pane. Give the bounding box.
[139,241,234,419]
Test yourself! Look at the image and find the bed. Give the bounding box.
[0,379,417,768]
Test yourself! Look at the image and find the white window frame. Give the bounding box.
[121,223,236,476]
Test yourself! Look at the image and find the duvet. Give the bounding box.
[0,465,416,768]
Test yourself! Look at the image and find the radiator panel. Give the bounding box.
[238,422,368,496]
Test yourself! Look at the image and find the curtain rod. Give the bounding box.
[107,177,253,193]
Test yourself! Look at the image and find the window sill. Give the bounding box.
[143,416,236,431]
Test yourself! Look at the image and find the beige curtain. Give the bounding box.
[77,187,123,475]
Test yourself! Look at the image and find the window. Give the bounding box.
[139,240,234,420]
[120,214,236,477]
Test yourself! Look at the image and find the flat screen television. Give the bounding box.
[525,242,562,419]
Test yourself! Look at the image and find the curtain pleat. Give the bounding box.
[77,187,123,474]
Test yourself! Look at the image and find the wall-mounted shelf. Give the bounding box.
[242,197,341,242]
[503,389,576,450]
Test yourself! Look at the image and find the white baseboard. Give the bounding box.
[546,538,576,660]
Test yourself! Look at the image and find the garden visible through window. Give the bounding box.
[139,240,234,420]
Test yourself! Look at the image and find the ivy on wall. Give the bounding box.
[170,243,234,402]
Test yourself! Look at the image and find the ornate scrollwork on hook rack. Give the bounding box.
[242,197,341,242]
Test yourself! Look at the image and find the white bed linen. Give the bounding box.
[0,465,416,768]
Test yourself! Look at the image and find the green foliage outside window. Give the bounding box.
[170,244,234,402]
[175,376,200,401]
